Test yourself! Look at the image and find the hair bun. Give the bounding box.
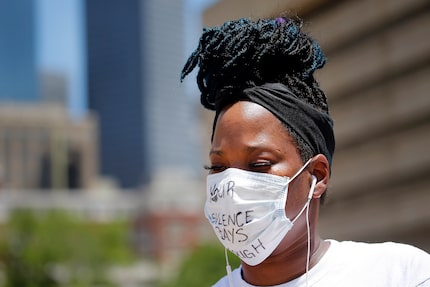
[181,17,325,94]
[181,17,329,114]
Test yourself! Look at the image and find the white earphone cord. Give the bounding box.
[305,175,317,287]
[225,248,235,287]
[306,198,311,287]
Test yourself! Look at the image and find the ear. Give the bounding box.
[308,154,330,199]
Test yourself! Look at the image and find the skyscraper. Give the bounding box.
[0,0,38,101]
[141,0,200,174]
[86,0,147,188]
[86,0,201,189]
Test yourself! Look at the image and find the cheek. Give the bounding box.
[269,161,291,175]
[284,177,309,219]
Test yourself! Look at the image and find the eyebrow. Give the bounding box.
[209,149,223,156]
[209,145,281,156]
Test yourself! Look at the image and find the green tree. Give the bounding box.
[0,209,137,287]
[160,243,240,287]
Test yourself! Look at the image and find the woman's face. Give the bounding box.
[209,100,312,228]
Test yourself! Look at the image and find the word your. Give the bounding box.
[209,180,235,202]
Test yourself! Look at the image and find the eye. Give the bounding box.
[203,164,226,173]
[249,161,272,172]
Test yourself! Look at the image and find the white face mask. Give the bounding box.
[205,159,314,266]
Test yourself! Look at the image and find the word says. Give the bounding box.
[214,226,248,243]
[208,210,254,243]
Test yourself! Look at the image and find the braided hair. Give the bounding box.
[181,16,331,169]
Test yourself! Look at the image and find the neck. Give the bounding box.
[241,201,329,286]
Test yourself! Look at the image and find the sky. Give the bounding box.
[35,0,215,119]
[36,0,86,119]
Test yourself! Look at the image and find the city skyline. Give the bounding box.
[0,0,216,189]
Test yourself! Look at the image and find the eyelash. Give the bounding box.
[203,161,272,171]
[251,161,272,168]
[203,165,225,172]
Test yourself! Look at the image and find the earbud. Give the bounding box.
[308,175,317,199]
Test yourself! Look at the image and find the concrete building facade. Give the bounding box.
[0,103,99,190]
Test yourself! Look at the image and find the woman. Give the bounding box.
[181,16,430,287]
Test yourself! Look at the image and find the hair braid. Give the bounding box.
[181,16,331,167]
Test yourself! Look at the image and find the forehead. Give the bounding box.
[212,101,295,149]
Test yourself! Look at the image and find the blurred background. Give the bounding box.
[0,0,429,286]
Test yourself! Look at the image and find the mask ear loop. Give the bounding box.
[289,158,312,183]
[225,248,235,287]
[287,158,314,224]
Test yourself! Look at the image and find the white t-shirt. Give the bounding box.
[212,240,430,287]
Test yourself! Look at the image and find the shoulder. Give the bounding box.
[329,240,430,284]
[333,240,429,259]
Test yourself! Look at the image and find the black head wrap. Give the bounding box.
[240,83,335,166]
